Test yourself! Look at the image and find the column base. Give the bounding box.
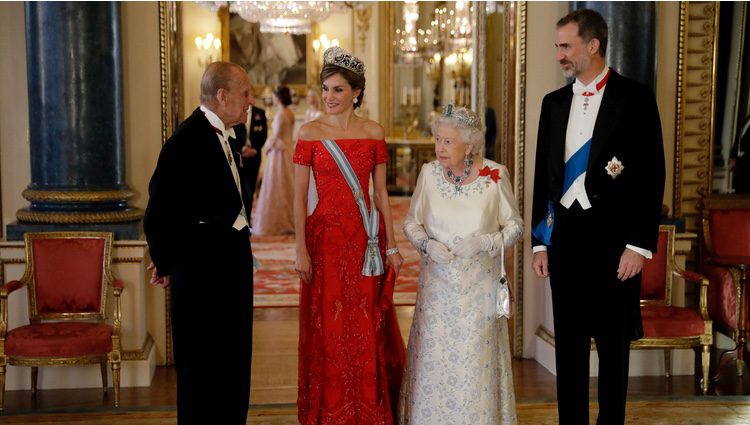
[6,220,142,241]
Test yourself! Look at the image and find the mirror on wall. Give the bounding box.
[160,0,527,356]
[389,1,475,140]
[712,2,749,194]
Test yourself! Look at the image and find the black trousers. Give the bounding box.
[548,203,640,425]
[170,226,254,425]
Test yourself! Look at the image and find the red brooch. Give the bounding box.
[479,166,500,183]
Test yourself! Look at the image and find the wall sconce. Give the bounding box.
[311,34,339,78]
[194,32,221,68]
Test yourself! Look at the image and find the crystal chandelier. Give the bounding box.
[230,1,335,34]
[432,1,473,50]
[197,1,339,34]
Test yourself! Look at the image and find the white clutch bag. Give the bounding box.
[496,234,513,319]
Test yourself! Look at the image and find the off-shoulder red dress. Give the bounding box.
[294,139,404,425]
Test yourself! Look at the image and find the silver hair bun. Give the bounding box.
[441,104,481,129]
[322,46,365,76]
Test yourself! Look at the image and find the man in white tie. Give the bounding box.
[231,98,267,217]
[531,9,665,425]
[144,62,255,425]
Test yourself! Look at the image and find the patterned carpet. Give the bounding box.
[252,196,418,307]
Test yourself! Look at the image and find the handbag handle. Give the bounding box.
[499,233,506,278]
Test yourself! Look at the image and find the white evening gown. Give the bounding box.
[399,159,523,425]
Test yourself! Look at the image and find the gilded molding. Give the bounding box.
[673,2,719,234]
[21,189,134,203]
[474,1,487,115]
[158,0,178,367]
[535,324,556,347]
[379,2,394,136]
[354,6,372,53]
[113,257,145,263]
[122,333,155,361]
[537,325,597,350]
[512,1,527,358]
[16,209,143,224]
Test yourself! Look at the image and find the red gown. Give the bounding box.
[294,139,405,425]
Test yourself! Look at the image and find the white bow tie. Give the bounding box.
[572,81,598,97]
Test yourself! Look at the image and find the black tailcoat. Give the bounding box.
[531,69,665,425]
[144,107,254,425]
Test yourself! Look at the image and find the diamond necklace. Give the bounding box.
[445,156,474,192]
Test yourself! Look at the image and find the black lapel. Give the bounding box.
[550,86,573,186]
[196,108,242,200]
[588,69,623,171]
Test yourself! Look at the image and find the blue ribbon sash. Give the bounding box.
[321,139,384,276]
[532,200,555,246]
[562,138,592,194]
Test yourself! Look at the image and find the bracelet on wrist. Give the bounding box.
[385,247,400,256]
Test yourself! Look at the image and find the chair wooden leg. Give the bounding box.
[31,366,38,397]
[100,362,108,395]
[0,364,6,411]
[111,359,120,407]
[701,344,711,394]
[664,349,672,380]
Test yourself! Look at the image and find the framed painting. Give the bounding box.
[228,13,309,91]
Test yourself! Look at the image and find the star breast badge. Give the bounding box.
[605,156,625,179]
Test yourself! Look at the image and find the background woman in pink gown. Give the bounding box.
[253,85,295,235]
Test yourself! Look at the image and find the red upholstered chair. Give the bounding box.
[0,232,124,410]
[631,225,713,394]
[701,196,750,374]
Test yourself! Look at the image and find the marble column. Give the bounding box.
[7,2,141,240]
[569,1,657,91]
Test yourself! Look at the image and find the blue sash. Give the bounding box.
[321,139,384,276]
[532,200,554,246]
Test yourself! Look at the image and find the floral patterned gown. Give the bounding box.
[294,138,404,425]
[400,159,523,425]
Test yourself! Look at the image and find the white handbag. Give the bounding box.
[496,234,513,319]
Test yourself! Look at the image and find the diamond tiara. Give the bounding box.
[441,104,482,129]
[322,46,365,76]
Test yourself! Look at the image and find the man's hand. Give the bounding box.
[241,145,258,158]
[147,261,171,288]
[617,248,645,281]
[532,251,550,278]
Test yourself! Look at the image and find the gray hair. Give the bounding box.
[200,62,246,105]
[431,110,486,159]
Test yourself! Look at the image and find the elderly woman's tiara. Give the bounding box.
[323,46,365,76]
[441,104,481,129]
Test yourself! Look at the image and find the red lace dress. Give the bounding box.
[294,138,405,425]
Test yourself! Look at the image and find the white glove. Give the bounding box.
[426,240,454,264]
[452,235,492,259]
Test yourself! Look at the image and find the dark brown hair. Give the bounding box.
[273,85,292,106]
[557,9,608,57]
[320,64,365,109]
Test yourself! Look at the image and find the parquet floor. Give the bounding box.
[3,306,750,423]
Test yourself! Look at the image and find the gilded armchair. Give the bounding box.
[701,196,750,377]
[0,232,124,410]
[631,225,713,394]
